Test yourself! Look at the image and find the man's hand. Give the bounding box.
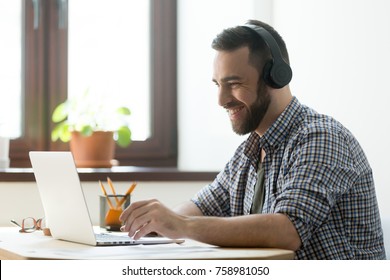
[119,199,188,240]
[119,199,301,251]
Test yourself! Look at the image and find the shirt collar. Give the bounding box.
[244,96,304,162]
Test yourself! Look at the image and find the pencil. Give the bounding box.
[99,180,115,209]
[117,182,137,208]
[107,177,120,205]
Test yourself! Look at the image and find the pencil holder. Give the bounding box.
[99,194,130,231]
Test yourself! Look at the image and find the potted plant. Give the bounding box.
[51,89,132,167]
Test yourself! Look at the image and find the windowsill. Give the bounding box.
[0,167,218,182]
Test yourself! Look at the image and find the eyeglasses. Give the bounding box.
[10,217,44,233]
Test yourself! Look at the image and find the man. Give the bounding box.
[120,20,386,259]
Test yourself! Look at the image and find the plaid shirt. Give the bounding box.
[192,97,386,259]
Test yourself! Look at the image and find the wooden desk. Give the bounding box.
[0,227,294,260]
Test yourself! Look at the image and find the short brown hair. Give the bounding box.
[211,20,290,74]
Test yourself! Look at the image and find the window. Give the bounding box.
[68,0,151,141]
[5,0,177,168]
[0,1,22,138]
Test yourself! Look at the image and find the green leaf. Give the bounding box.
[116,126,132,147]
[52,102,69,123]
[51,122,71,142]
[59,128,71,142]
[116,107,131,115]
[79,125,94,137]
[51,126,61,142]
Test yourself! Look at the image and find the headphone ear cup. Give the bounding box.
[262,60,274,87]
[263,59,292,89]
[270,61,292,89]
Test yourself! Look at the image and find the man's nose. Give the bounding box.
[217,86,233,108]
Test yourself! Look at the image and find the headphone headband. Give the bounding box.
[241,24,292,89]
[243,24,285,62]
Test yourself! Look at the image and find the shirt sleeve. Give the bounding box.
[191,140,249,217]
[273,123,359,247]
[191,164,232,217]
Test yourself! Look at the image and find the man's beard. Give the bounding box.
[231,83,270,135]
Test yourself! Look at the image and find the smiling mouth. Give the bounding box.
[227,106,244,118]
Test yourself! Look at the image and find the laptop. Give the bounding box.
[29,151,184,246]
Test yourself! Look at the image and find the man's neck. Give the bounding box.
[255,87,293,136]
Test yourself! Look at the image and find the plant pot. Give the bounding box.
[70,131,117,168]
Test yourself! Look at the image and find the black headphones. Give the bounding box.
[242,24,292,89]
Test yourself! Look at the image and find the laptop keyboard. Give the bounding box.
[95,233,135,245]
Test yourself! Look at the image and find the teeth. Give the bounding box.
[227,107,242,115]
